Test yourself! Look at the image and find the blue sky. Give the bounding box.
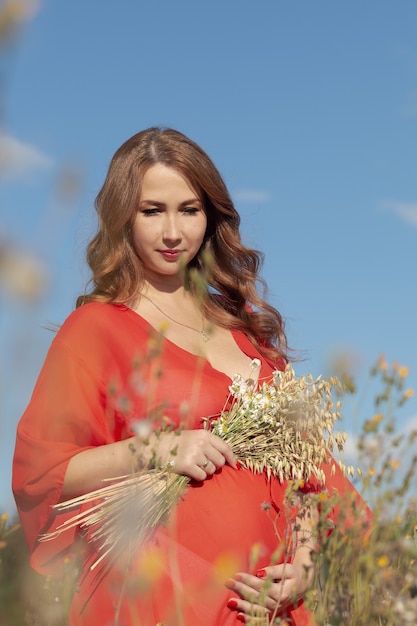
[1,0,416,512]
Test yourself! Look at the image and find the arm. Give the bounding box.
[13,307,237,575]
[62,429,238,499]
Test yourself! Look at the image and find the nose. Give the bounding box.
[162,214,182,243]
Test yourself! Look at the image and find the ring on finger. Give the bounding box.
[201,459,209,469]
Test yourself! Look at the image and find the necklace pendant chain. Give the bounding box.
[200,329,210,342]
[142,293,210,341]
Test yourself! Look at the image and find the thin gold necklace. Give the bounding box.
[141,293,210,342]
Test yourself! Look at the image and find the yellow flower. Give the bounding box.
[135,546,165,583]
[399,366,409,378]
[371,414,383,425]
[403,389,414,399]
[290,478,305,490]
[390,459,400,470]
[158,320,169,334]
[377,555,389,568]
[249,542,263,570]
[369,467,376,476]
[212,552,241,582]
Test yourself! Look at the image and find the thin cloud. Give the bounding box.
[234,189,270,204]
[0,133,52,181]
[382,200,417,229]
[338,413,417,467]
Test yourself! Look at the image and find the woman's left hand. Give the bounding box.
[226,562,313,622]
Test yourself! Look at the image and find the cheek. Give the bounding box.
[196,217,208,243]
[196,222,207,239]
[132,222,153,250]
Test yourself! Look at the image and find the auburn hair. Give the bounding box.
[76,127,288,363]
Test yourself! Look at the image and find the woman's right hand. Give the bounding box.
[63,429,237,500]
[146,429,238,481]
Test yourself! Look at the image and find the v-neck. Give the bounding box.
[116,303,272,384]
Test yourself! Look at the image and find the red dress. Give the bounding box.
[13,302,366,625]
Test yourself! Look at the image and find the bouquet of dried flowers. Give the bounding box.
[208,360,347,483]
[41,362,348,569]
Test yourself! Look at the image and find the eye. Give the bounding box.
[182,207,201,215]
[141,208,161,216]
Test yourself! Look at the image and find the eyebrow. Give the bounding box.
[139,198,202,207]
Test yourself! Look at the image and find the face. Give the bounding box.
[133,163,207,284]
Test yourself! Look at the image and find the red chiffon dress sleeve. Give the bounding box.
[12,303,135,574]
[13,302,371,626]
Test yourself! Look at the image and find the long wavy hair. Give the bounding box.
[77,127,288,362]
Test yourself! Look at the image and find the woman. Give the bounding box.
[13,128,357,625]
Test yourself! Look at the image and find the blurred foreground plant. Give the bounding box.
[0,513,77,626]
[306,357,417,626]
[3,358,416,625]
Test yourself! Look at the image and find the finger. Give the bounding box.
[194,458,221,481]
[204,448,227,469]
[202,459,217,475]
[269,580,299,608]
[229,591,291,617]
[209,433,238,468]
[231,572,265,591]
[257,564,288,580]
[231,597,293,621]
[259,566,302,606]
[191,430,238,468]
[226,574,289,613]
[183,455,212,480]
[227,597,270,619]
[236,590,280,614]
[187,465,209,481]
[226,575,263,603]
[197,458,216,476]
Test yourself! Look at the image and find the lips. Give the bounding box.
[158,249,183,261]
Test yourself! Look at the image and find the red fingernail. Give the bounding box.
[257,569,267,578]
[237,614,246,623]
[236,461,241,470]
[226,578,236,589]
[227,599,238,609]
[234,573,243,582]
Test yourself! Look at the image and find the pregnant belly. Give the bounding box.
[162,465,289,573]
[73,467,295,626]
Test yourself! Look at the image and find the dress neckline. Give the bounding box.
[114,303,273,385]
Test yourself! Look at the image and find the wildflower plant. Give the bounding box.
[306,357,417,626]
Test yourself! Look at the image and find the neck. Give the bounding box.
[137,287,211,342]
[142,282,190,303]
[129,279,200,316]
[141,268,186,294]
